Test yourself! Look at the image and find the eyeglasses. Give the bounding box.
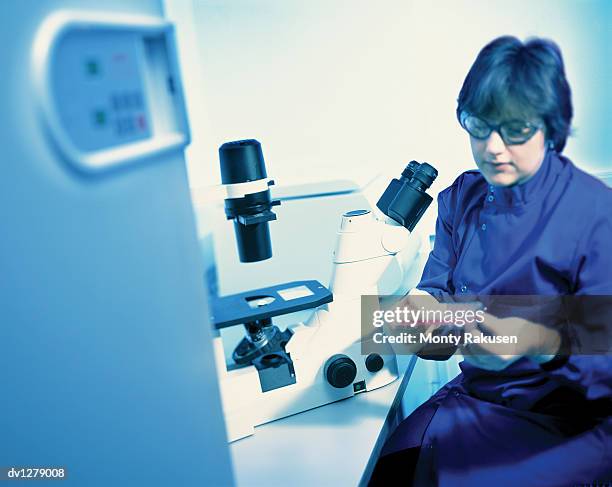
[459,111,543,145]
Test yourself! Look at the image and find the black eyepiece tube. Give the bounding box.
[220,139,268,184]
[401,160,421,181]
[219,139,280,263]
[233,218,273,263]
[409,163,438,192]
[376,160,438,231]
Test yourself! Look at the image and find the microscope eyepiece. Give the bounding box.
[376,160,438,231]
[220,139,268,184]
[407,162,438,192]
[219,139,280,263]
[400,160,421,181]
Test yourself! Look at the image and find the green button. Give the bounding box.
[94,110,106,126]
[86,59,100,76]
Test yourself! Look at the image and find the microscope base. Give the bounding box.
[216,336,398,443]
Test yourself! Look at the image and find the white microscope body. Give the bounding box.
[213,209,419,442]
[211,144,437,442]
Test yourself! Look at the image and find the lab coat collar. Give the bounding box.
[488,148,562,207]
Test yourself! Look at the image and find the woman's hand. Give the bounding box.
[459,312,561,371]
[379,293,454,356]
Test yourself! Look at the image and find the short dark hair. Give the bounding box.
[457,36,573,153]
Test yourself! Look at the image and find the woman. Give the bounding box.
[370,36,612,486]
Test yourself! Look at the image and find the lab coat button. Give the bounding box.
[481,223,487,231]
[460,285,467,293]
[487,195,494,202]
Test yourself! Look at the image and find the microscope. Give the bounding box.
[209,140,438,442]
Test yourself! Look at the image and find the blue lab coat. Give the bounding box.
[371,149,612,486]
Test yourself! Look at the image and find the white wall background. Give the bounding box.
[165,0,611,199]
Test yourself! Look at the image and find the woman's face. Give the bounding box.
[470,127,547,187]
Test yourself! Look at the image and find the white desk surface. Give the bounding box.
[229,357,417,487]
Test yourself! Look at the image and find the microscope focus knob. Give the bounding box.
[365,353,384,372]
[324,354,357,388]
